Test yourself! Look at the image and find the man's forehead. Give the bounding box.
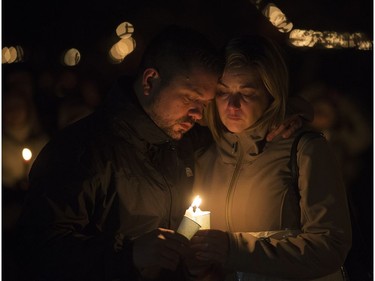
[187,66,220,77]
[185,72,218,93]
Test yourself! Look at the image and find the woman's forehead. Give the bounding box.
[221,67,260,82]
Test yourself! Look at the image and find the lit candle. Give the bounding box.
[22,147,32,179]
[185,195,210,229]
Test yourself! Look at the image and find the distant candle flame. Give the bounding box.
[22,148,32,161]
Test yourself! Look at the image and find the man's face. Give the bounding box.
[146,67,218,140]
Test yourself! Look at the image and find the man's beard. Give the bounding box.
[144,93,195,140]
[152,112,195,140]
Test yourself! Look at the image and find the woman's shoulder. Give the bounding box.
[268,127,325,151]
[269,127,328,159]
[291,128,338,165]
[292,128,326,147]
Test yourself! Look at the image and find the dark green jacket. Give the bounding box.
[16,76,198,281]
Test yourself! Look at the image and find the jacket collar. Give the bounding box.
[216,125,269,163]
[103,76,172,146]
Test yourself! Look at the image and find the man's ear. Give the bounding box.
[142,68,160,96]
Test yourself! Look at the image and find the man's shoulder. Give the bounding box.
[38,112,106,161]
[29,112,109,180]
[54,112,103,144]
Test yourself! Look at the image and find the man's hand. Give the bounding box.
[266,114,303,142]
[190,230,229,265]
[184,258,224,281]
[133,228,189,272]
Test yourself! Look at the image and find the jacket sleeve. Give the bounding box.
[15,138,138,281]
[225,136,352,279]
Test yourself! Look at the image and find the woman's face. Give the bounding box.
[216,66,272,133]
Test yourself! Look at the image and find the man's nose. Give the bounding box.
[188,101,204,120]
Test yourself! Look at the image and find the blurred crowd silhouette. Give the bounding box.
[297,82,373,280]
[2,65,106,281]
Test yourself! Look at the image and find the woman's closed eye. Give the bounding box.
[216,91,257,102]
[241,92,257,102]
[216,91,230,100]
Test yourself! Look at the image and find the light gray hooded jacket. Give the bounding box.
[194,126,352,281]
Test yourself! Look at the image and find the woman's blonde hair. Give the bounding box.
[206,35,289,141]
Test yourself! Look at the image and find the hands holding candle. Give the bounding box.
[190,229,229,265]
[133,228,190,278]
[185,229,229,279]
[177,195,211,240]
[178,196,229,279]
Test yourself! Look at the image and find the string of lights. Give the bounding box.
[249,0,373,50]
[2,2,372,66]
[2,21,137,66]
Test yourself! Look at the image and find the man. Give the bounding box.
[16,25,223,281]
[15,26,302,281]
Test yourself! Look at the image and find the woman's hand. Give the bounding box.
[190,229,229,265]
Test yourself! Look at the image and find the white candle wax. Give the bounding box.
[184,196,211,229]
[193,208,210,229]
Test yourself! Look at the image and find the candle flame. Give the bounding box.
[191,195,202,209]
[22,148,32,161]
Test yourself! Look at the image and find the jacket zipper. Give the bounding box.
[225,141,243,231]
[157,141,176,229]
[165,142,178,229]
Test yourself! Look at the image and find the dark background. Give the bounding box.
[2,0,374,280]
[2,0,373,127]
[2,0,373,91]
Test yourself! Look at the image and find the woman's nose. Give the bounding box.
[228,94,241,109]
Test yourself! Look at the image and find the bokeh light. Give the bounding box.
[2,45,24,64]
[63,48,81,66]
[262,3,293,33]
[116,22,135,39]
[109,37,136,63]
[22,148,32,161]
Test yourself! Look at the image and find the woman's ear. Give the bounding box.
[142,68,160,96]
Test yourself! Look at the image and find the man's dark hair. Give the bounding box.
[139,25,223,81]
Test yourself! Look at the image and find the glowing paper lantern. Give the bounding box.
[262,3,293,33]
[63,48,81,66]
[116,22,134,39]
[109,37,136,63]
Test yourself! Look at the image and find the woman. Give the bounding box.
[189,35,352,280]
